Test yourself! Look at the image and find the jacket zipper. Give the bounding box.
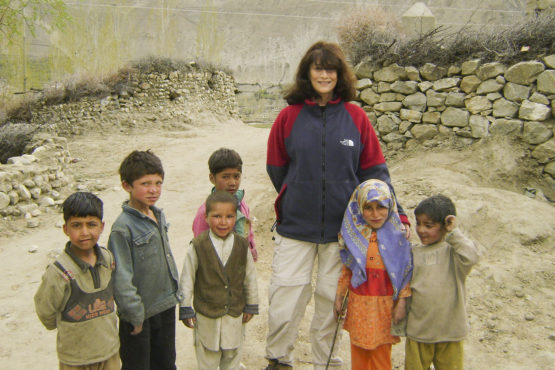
[321,106,327,242]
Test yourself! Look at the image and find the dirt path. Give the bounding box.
[0,116,553,369]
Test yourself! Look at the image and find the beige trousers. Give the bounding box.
[59,353,120,370]
[265,234,343,369]
[195,340,241,370]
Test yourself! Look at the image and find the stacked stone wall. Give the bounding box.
[352,56,555,184]
[0,67,239,221]
[31,68,239,136]
[0,135,73,225]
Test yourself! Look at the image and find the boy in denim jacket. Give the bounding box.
[108,150,181,370]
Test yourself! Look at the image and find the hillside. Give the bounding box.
[0,113,553,369]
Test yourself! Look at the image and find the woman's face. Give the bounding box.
[309,63,337,102]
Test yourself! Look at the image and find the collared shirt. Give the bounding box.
[179,231,258,350]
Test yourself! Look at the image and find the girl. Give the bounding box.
[334,179,413,369]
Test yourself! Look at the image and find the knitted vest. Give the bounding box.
[192,231,248,318]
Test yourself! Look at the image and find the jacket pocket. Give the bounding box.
[133,230,155,260]
[274,184,287,224]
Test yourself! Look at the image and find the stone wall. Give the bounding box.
[32,68,239,136]
[352,55,554,187]
[0,67,239,221]
[0,135,73,225]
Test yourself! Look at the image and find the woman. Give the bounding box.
[265,41,410,370]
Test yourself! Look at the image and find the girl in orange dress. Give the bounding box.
[334,179,413,369]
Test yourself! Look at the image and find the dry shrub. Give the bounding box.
[338,10,555,67]
[0,123,38,163]
[336,7,405,65]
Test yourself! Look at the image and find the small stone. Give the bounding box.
[548,333,555,341]
[486,321,496,329]
[31,209,42,217]
[55,220,64,228]
[515,290,525,298]
[28,245,39,253]
[524,313,535,321]
[27,219,40,228]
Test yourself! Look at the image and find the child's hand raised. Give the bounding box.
[445,215,456,232]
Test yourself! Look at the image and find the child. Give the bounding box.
[192,147,258,261]
[179,191,259,370]
[34,192,120,369]
[334,179,412,369]
[108,150,180,370]
[405,195,479,370]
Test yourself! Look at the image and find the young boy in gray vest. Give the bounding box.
[34,192,119,369]
[179,190,259,370]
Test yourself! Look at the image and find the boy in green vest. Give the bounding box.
[179,190,259,369]
[34,192,119,369]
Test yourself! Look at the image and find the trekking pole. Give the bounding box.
[325,290,349,370]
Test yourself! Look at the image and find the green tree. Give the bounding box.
[0,0,70,44]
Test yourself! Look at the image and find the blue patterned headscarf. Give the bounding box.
[339,179,412,299]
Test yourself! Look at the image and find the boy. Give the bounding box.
[180,191,259,369]
[192,147,258,261]
[34,192,119,369]
[405,195,480,370]
[108,150,181,370]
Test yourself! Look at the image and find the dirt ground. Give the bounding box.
[0,115,553,369]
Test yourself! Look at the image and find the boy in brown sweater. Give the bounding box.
[405,195,480,370]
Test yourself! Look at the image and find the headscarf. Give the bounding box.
[339,179,412,299]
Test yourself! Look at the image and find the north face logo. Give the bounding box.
[340,139,354,147]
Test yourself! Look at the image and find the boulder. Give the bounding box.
[518,100,551,121]
[441,107,469,127]
[460,75,482,93]
[445,92,466,107]
[356,78,373,90]
[476,79,504,94]
[360,88,380,106]
[400,109,423,123]
[477,62,507,80]
[465,96,492,114]
[503,82,531,102]
[426,90,447,107]
[354,60,378,79]
[490,119,523,136]
[529,92,550,105]
[0,192,10,210]
[522,121,554,145]
[543,54,555,69]
[432,78,460,91]
[411,124,438,141]
[377,114,401,135]
[374,64,407,82]
[531,138,555,163]
[469,115,490,138]
[422,111,441,124]
[492,98,519,118]
[405,66,421,81]
[402,92,427,112]
[544,161,555,177]
[391,80,418,94]
[504,61,545,85]
[537,70,555,95]
[374,102,402,112]
[420,63,447,81]
[461,59,481,75]
[418,81,433,92]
